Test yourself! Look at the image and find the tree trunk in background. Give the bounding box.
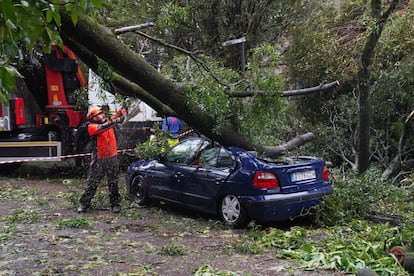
[357,78,370,173]
[357,0,400,174]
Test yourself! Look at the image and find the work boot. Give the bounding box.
[77,204,88,213]
[111,206,121,213]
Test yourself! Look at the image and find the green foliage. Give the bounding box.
[164,44,287,145]
[225,239,264,255]
[55,217,90,229]
[158,240,187,256]
[239,44,287,145]
[90,189,110,210]
[98,0,146,26]
[285,1,352,86]
[57,191,80,207]
[258,221,407,274]
[287,92,358,166]
[193,264,238,276]
[283,1,364,132]
[259,226,307,250]
[0,185,33,200]
[0,224,17,241]
[157,3,189,32]
[232,168,413,273]
[134,123,170,159]
[366,6,414,170]
[282,1,414,178]
[1,209,38,224]
[0,64,21,103]
[315,167,411,226]
[73,87,89,110]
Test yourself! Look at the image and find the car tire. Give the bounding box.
[129,175,150,206]
[219,194,249,228]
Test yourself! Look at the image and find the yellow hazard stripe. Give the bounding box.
[0,141,60,147]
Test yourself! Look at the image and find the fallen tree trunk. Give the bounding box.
[59,10,315,156]
[60,10,255,150]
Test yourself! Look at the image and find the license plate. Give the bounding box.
[291,170,316,182]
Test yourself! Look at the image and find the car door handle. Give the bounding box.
[174,172,184,177]
[215,178,224,185]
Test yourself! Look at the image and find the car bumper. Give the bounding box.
[242,185,333,222]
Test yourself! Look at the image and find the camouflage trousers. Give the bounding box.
[79,156,121,208]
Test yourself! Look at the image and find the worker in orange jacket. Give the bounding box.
[78,107,126,213]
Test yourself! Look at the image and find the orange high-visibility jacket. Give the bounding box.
[88,122,117,159]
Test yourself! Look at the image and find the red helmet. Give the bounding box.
[87,107,103,119]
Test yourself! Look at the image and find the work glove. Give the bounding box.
[115,115,125,124]
[97,120,116,130]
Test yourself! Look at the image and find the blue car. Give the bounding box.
[126,136,333,228]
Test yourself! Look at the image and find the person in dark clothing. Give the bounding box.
[73,120,93,168]
[77,107,125,213]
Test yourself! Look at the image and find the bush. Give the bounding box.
[315,167,409,226]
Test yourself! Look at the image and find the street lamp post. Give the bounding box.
[222,37,246,78]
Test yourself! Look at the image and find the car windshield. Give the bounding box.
[166,138,209,164]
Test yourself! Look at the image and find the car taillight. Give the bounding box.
[322,165,329,180]
[253,172,279,189]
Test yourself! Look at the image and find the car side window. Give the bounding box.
[166,139,208,164]
[199,147,219,167]
[216,148,234,168]
[199,147,234,168]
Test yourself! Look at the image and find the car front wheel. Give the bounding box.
[219,194,248,228]
[129,175,149,206]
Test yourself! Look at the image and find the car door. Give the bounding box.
[149,138,208,204]
[182,146,234,211]
[146,160,183,204]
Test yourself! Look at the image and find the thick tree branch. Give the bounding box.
[258,132,315,156]
[227,81,340,98]
[113,23,154,35]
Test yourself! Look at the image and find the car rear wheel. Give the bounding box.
[129,175,149,206]
[219,194,248,228]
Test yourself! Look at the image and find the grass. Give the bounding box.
[55,217,91,229]
[159,239,188,256]
[1,209,39,224]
